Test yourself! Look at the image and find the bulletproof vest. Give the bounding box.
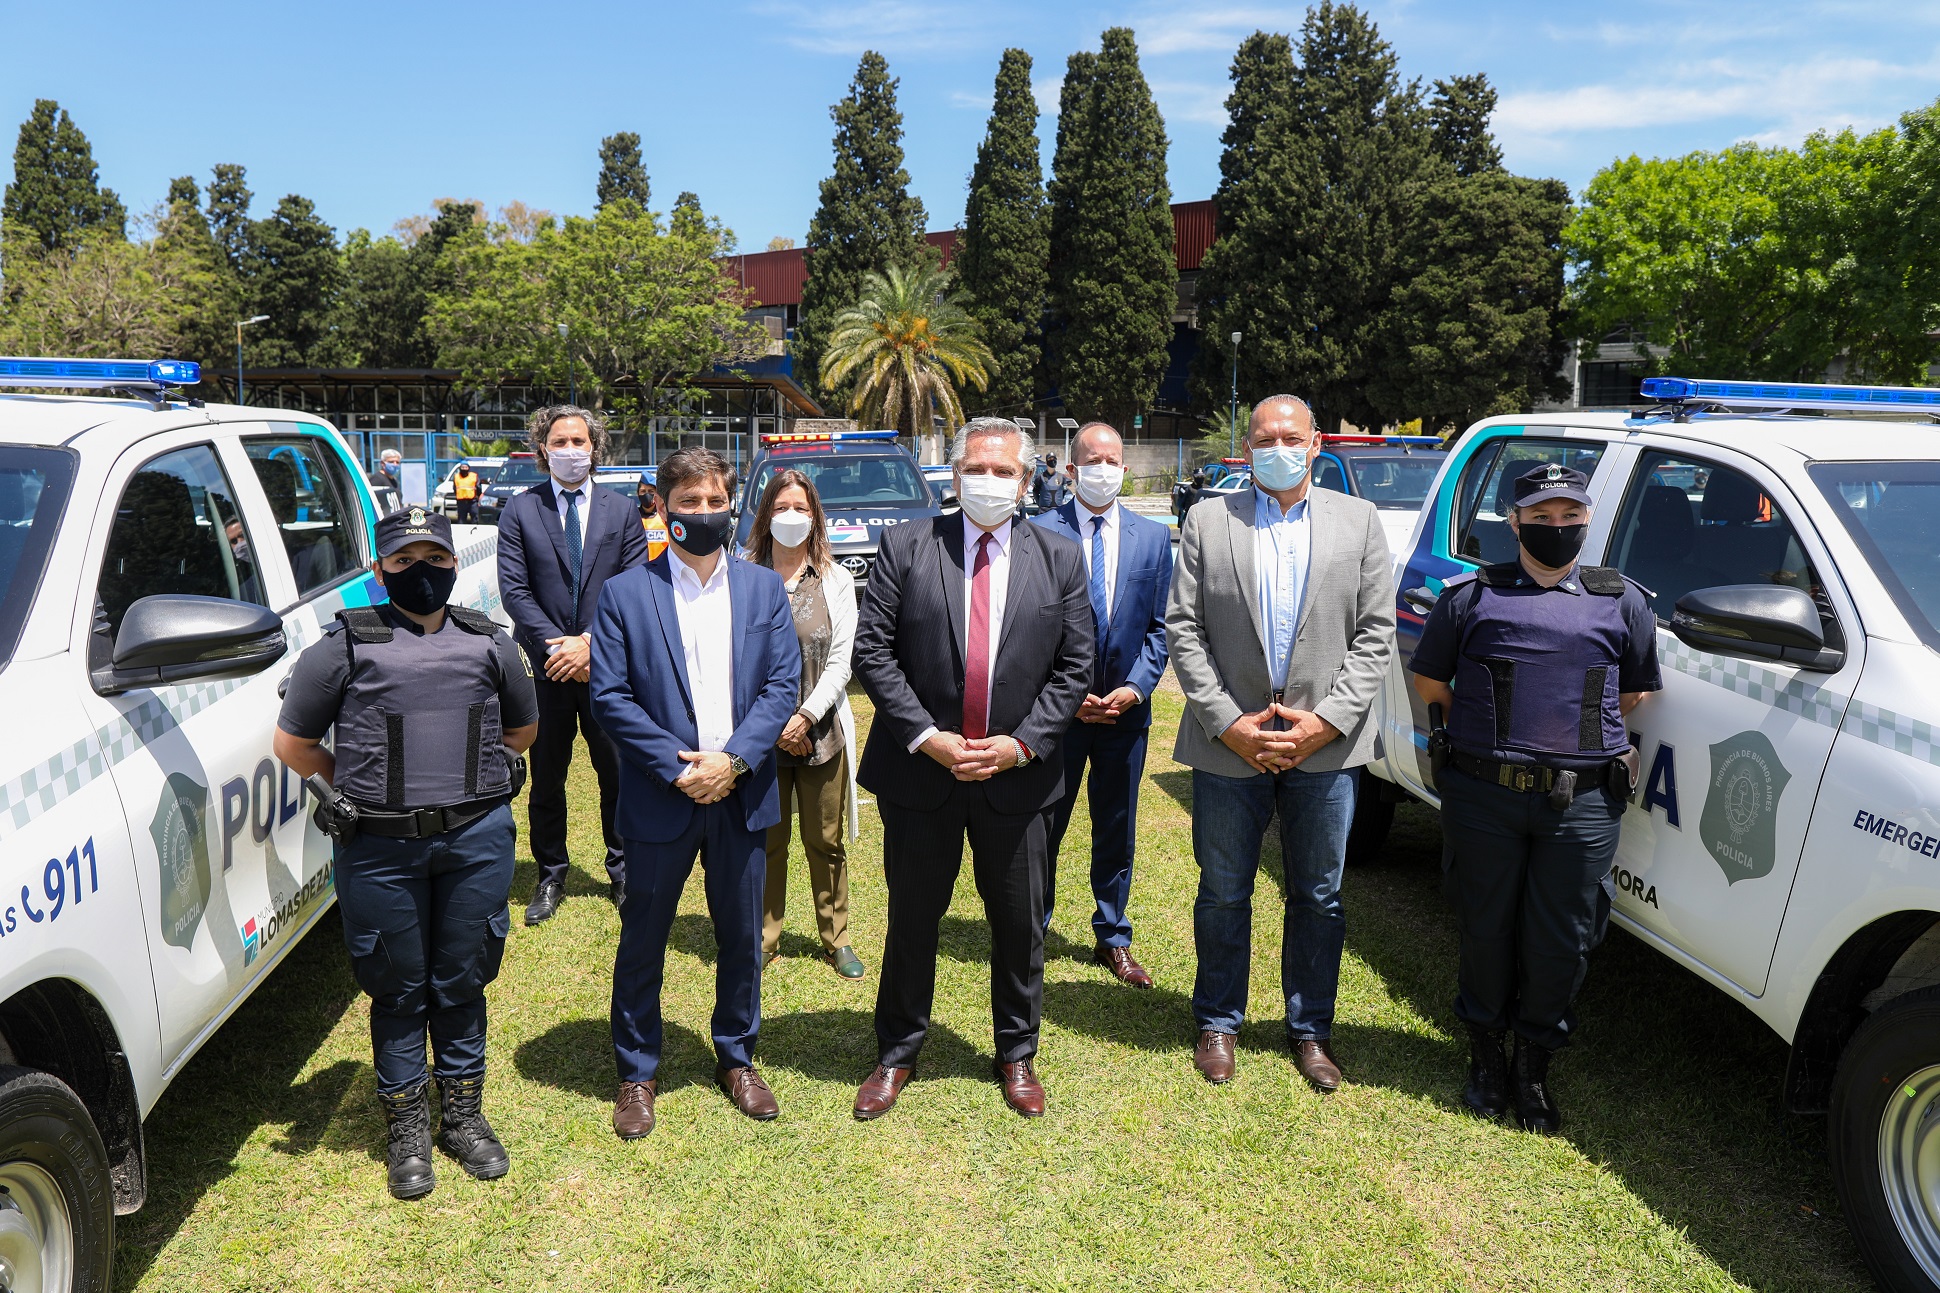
[1444,563,1635,765]
[330,606,514,810]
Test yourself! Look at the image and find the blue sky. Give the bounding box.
[5,0,1938,249]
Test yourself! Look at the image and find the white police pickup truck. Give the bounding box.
[0,358,503,1293]
[1352,377,1940,1293]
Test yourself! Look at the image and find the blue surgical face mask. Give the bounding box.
[1251,444,1309,492]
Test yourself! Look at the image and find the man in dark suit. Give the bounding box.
[590,447,800,1134]
[1031,422,1172,988]
[851,417,1094,1120]
[498,405,650,924]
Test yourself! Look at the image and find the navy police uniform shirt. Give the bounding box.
[1409,560,1661,773]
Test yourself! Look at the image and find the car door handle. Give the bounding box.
[1403,586,1439,613]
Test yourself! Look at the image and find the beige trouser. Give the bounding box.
[762,750,849,954]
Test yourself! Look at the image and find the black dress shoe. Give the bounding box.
[524,879,563,926]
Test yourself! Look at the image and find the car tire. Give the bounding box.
[0,1065,114,1293]
[1344,768,1396,866]
[1829,983,1940,1293]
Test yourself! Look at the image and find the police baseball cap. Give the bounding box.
[1512,463,1593,507]
[375,505,454,558]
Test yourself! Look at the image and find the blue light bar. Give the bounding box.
[1641,376,1940,413]
[0,357,201,391]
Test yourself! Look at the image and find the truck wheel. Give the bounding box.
[1829,985,1940,1293]
[1345,769,1396,866]
[0,1066,113,1293]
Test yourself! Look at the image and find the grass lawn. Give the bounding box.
[114,683,1873,1291]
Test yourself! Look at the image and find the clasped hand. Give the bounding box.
[921,732,1020,781]
[776,712,812,758]
[544,633,591,683]
[675,750,736,802]
[1220,705,1339,774]
[1077,686,1141,725]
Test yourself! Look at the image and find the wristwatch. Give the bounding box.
[1011,737,1032,768]
[727,753,750,779]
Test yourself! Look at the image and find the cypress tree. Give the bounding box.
[1045,28,1175,430]
[167,175,201,209]
[242,195,340,367]
[955,49,1049,416]
[206,164,252,270]
[796,51,930,408]
[671,191,707,239]
[3,99,126,253]
[596,132,651,210]
[1428,73,1504,176]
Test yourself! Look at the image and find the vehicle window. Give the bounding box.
[0,447,76,666]
[244,436,363,598]
[1348,455,1441,510]
[1312,454,1348,494]
[495,457,546,486]
[1811,461,1940,652]
[97,445,268,637]
[1612,452,1825,623]
[1454,438,1606,565]
[747,455,929,509]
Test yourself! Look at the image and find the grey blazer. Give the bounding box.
[1165,486,1396,777]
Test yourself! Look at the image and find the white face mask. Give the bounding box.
[1251,444,1310,492]
[548,446,592,487]
[1073,463,1125,509]
[957,471,1022,528]
[768,511,814,550]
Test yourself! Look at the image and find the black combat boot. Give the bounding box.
[377,1081,436,1199]
[1511,1035,1562,1135]
[437,1075,510,1179]
[1461,1024,1509,1120]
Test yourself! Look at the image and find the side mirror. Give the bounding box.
[96,595,287,695]
[939,487,958,510]
[1670,584,1843,672]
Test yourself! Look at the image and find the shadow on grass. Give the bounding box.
[757,1009,986,1085]
[515,1015,713,1096]
[1150,769,1194,813]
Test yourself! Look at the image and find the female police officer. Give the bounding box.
[1408,463,1659,1134]
[273,507,539,1199]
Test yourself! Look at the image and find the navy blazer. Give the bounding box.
[497,478,650,663]
[588,553,801,842]
[1031,501,1173,729]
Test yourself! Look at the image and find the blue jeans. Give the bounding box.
[1190,766,1356,1040]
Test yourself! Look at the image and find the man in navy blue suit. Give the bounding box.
[497,406,650,924]
[1031,422,1173,988]
[590,447,801,1135]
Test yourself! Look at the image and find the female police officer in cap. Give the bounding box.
[1407,463,1660,1134]
[273,506,538,1199]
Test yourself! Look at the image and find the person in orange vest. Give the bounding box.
[638,477,668,560]
[452,462,482,523]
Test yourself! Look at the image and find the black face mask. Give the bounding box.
[384,559,459,615]
[1519,522,1588,569]
[668,510,734,558]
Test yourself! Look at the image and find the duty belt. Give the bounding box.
[1449,751,1572,794]
[349,796,504,839]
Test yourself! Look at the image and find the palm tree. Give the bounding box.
[819,262,995,434]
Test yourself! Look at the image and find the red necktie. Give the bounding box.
[962,532,993,740]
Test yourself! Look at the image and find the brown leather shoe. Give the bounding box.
[715,1065,780,1121]
[1095,944,1153,989]
[1193,1030,1237,1085]
[852,1064,912,1121]
[1292,1038,1343,1093]
[993,1059,1045,1117]
[613,1080,657,1139]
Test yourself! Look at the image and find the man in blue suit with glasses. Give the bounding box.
[1031,422,1173,988]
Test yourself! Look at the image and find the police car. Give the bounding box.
[1355,377,1940,1293]
[733,430,941,583]
[472,451,546,524]
[1198,436,1443,554]
[0,357,503,1293]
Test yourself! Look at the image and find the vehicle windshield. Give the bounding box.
[749,455,929,509]
[0,447,75,666]
[453,463,502,484]
[1811,461,1940,651]
[495,457,546,486]
[1347,455,1440,509]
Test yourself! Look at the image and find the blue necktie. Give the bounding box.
[565,489,584,617]
[1088,514,1109,667]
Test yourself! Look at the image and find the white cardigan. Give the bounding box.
[792,559,861,840]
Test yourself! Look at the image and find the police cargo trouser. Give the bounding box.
[1439,769,1621,1051]
[334,804,517,1093]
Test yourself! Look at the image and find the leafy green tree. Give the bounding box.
[954,48,1049,416]
[820,261,993,434]
[167,175,200,208]
[242,195,340,367]
[596,132,651,210]
[671,191,706,238]
[1045,28,1175,429]
[796,51,931,407]
[153,193,239,373]
[206,164,252,270]
[3,99,125,253]
[1427,74,1503,177]
[326,231,419,366]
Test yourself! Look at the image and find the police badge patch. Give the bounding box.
[1699,730,1791,884]
[149,771,213,950]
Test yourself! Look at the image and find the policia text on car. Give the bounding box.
[273,507,540,1200]
[1407,463,1661,1134]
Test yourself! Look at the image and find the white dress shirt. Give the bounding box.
[550,477,596,549]
[1255,487,1312,691]
[1076,500,1122,620]
[669,552,735,753]
[908,514,1014,752]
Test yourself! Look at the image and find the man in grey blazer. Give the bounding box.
[1165,395,1395,1091]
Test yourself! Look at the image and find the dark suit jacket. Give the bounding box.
[1030,501,1174,730]
[588,554,801,842]
[497,479,650,662]
[853,515,1094,815]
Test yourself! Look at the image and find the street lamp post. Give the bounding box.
[235,315,269,406]
[558,322,574,405]
[1229,331,1242,457]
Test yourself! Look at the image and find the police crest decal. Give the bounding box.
[148,771,214,949]
[1698,730,1791,884]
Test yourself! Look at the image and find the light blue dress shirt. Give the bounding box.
[1254,487,1311,690]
